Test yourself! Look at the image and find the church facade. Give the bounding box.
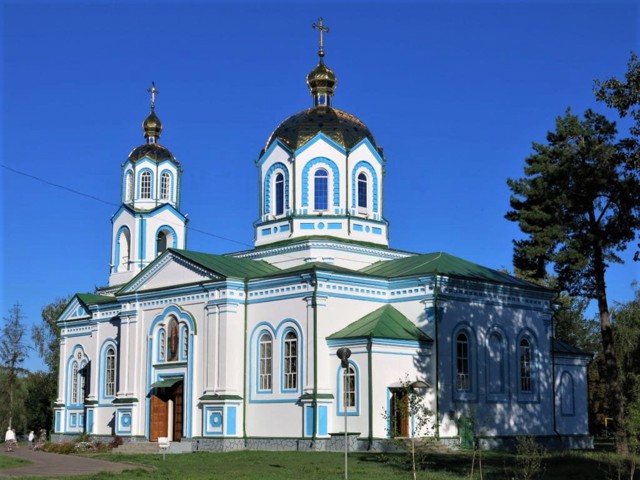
[54,24,592,451]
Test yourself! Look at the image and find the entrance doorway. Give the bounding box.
[390,389,410,437]
[149,379,184,442]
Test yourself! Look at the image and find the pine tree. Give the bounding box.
[506,108,640,454]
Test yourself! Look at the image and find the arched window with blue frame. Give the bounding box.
[314,169,328,210]
[337,361,359,415]
[105,346,116,397]
[519,338,532,393]
[160,171,171,201]
[180,324,189,360]
[456,332,470,391]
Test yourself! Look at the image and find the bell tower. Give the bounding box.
[108,82,188,287]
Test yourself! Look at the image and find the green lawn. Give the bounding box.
[1,448,638,480]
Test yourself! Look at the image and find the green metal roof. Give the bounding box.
[273,261,359,276]
[552,339,592,357]
[76,293,115,307]
[327,305,432,342]
[170,249,281,279]
[360,251,543,288]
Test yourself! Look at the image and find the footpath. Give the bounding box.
[0,446,142,478]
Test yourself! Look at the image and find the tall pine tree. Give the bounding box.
[506,108,640,454]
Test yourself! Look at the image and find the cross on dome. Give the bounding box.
[147,81,159,111]
[312,17,329,61]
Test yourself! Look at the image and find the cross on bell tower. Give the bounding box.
[312,17,330,62]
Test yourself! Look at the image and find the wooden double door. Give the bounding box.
[150,381,183,442]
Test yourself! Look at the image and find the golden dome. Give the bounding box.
[306,62,337,99]
[265,106,377,153]
[143,110,163,140]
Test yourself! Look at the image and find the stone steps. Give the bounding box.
[113,440,193,455]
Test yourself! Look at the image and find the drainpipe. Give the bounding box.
[433,274,440,439]
[551,295,561,438]
[243,280,249,446]
[367,336,373,449]
[312,271,319,442]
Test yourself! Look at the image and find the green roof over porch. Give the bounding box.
[327,305,432,342]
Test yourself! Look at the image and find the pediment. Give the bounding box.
[120,251,222,293]
[59,298,91,322]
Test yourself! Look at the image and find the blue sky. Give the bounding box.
[2,1,638,372]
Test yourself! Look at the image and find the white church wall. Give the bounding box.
[554,356,590,436]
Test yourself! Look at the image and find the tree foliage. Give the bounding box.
[33,296,69,376]
[506,108,640,454]
[0,303,29,429]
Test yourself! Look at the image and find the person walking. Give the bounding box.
[5,427,16,452]
[28,430,35,449]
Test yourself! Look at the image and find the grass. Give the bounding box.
[1,446,638,480]
[0,451,29,469]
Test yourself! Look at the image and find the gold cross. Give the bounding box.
[312,17,330,58]
[147,81,159,110]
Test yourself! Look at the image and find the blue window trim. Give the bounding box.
[179,324,189,361]
[66,346,88,406]
[154,224,178,257]
[99,339,118,401]
[275,173,285,215]
[137,168,154,200]
[301,157,339,208]
[351,161,379,213]
[451,324,477,402]
[248,319,304,402]
[123,169,134,203]
[336,360,360,416]
[114,225,131,273]
[263,162,289,215]
[157,328,167,363]
[314,169,329,211]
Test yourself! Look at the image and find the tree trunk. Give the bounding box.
[593,240,628,455]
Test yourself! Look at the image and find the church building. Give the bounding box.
[54,20,592,451]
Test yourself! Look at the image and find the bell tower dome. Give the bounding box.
[108,82,188,287]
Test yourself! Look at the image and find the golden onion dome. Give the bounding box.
[143,110,163,140]
[306,62,337,100]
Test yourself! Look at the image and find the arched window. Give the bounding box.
[259,333,272,391]
[357,172,368,209]
[283,331,298,390]
[167,317,179,361]
[343,365,356,409]
[160,172,171,201]
[105,347,116,397]
[140,171,151,199]
[159,330,166,361]
[125,171,134,202]
[314,169,328,211]
[157,231,168,255]
[519,339,532,392]
[71,362,79,404]
[274,173,284,216]
[456,332,470,391]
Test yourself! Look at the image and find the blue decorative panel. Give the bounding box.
[116,408,132,435]
[318,222,325,230]
[319,406,327,436]
[69,413,77,427]
[328,222,342,230]
[300,223,315,230]
[280,224,290,231]
[204,407,224,436]
[227,407,237,435]
[55,411,61,433]
[305,406,314,437]
[261,228,271,236]
[87,410,94,433]
[79,413,85,428]
[353,224,363,232]
[372,227,382,234]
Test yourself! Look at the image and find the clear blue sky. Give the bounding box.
[2,1,638,372]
